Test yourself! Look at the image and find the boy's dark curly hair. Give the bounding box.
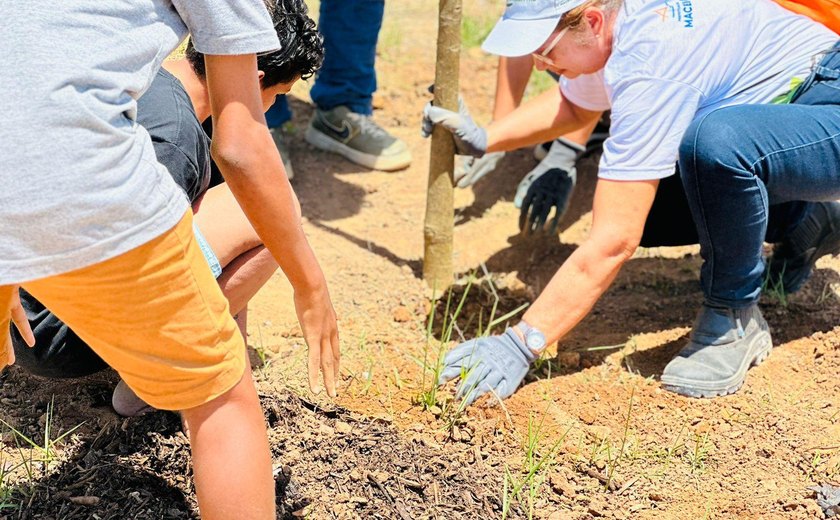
[186,0,323,87]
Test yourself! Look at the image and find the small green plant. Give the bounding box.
[252,323,270,372]
[762,264,789,307]
[477,265,530,338]
[662,423,688,468]
[815,282,839,305]
[413,277,474,410]
[686,431,712,474]
[0,397,83,470]
[414,271,530,416]
[0,452,17,511]
[502,413,570,520]
[604,387,635,490]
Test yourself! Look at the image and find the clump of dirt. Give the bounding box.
[263,391,521,519]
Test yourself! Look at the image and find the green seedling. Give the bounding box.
[414,277,474,411]
[587,435,610,469]
[478,263,529,337]
[815,282,840,305]
[0,452,18,512]
[605,387,635,491]
[414,270,529,418]
[252,323,271,375]
[686,431,712,474]
[391,367,404,391]
[663,423,688,468]
[503,412,570,520]
[761,263,789,307]
[0,397,84,470]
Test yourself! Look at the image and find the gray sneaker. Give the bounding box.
[661,303,772,398]
[767,201,840,293]
[112,380,156,417]
[269,127,295,180]
[305,105,411,171]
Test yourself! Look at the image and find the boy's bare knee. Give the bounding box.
[180,369,260,430]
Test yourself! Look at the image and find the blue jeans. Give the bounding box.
[678,41,840,308]
[265,0,385,128]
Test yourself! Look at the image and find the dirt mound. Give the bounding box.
[0,379,525,519]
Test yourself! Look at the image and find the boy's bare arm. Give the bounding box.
[203,53,340,397]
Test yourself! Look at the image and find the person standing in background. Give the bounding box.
[267,0,412,177]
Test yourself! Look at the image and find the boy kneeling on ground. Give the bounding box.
[10,0,328,418]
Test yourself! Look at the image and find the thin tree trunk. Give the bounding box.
[423,0,462,290]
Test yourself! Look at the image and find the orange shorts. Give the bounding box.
[0,211,245,411]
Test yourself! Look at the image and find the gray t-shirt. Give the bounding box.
[0,2,280,285]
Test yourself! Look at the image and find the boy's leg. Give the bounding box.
[218,247,276,318]
[193,184,279,316]
[182,368,273,520]
[23,212,274,517]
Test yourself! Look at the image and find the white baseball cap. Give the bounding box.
[482,0,589,57]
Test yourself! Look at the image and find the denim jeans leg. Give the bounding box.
[265,95,292,129]
[678,66,840,307]
[309,0,385,115]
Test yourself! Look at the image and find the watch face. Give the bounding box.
[525,329,547,352]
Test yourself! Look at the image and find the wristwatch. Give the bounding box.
[515,320,547,355]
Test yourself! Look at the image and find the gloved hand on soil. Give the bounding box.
[517,138,584,234]
[454,151,506,188]
[421,98,488,158]
[812,484,840,518]
[437,327,539,406]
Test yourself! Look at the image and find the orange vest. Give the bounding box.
[776,0,840,34]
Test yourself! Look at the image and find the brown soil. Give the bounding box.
[2,2,839,519]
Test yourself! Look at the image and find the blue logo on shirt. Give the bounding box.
[655,0,694,28]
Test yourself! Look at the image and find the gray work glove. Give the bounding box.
[437,327,539,406]
[421,101,488,158]
[455,151,506,188]
[517,138,584,234]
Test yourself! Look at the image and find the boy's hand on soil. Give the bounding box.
[11,287,35,349]
[294,284,340,398]
[3,287,34,370]
[437,328,539,406]
[421,102,488,158]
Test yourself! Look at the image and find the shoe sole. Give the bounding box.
[661,330,773,399]
[305,126,411,172]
